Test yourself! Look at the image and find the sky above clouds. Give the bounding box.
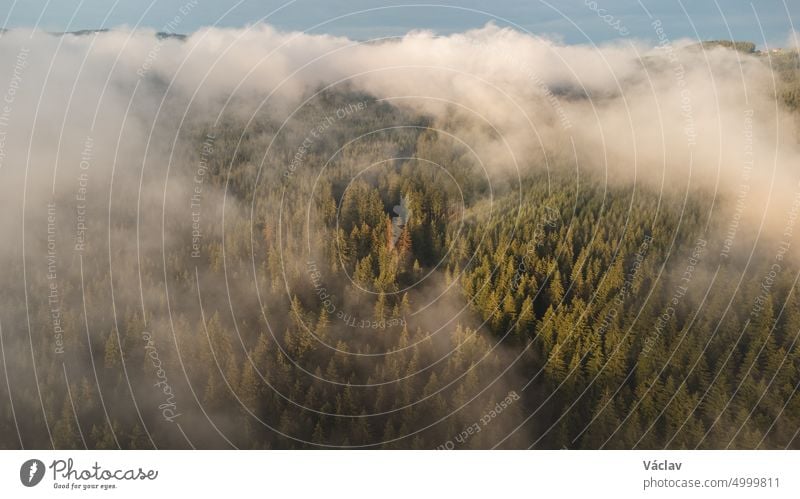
[0,0,797,48]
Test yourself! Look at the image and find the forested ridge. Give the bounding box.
[2,43,800,450]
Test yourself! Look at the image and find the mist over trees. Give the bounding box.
[0,27,799,449]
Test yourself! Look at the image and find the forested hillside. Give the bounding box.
[1,28,800,449]
[1,78,799,449]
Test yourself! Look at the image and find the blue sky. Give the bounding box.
[1,0,797,47]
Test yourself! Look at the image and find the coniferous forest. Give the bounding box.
[1,27,800,450]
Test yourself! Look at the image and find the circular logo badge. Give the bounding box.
[20,459,45,487]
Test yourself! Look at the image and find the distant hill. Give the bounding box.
[0,28,186,40]
[699,40,757,53]
[57,29,186,40]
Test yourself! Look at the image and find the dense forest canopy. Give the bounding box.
[0,26,799,449]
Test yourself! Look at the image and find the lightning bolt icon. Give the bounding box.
[28,461,38,484]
